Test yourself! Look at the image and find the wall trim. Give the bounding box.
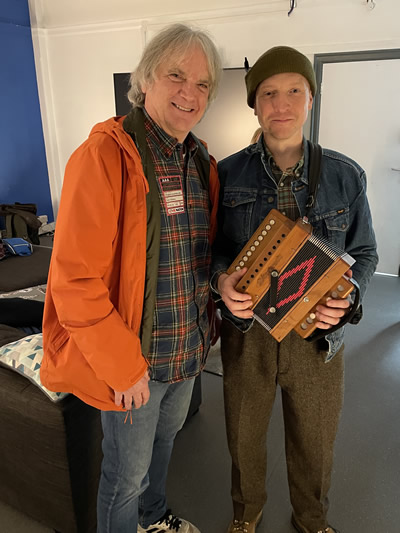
[30,1,291,35]
[31,27,62,217]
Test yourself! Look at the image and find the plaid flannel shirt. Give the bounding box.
[264,142,304,222]
[143,111,211,382]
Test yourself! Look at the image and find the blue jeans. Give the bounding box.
[97,378,195,533]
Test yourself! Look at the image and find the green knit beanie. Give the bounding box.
[245,46,316,108]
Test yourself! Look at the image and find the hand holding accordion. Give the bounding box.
[227,209,356,342]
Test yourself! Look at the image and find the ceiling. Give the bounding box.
[28,0,289,29]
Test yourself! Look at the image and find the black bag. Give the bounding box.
[0,203,42,245]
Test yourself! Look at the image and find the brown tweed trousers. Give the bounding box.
[220,318,344,532]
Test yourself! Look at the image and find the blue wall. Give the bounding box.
[0,0,53,221]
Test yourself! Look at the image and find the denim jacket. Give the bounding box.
[212,137,378,360]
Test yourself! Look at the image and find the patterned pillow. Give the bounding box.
[0,333,69,402]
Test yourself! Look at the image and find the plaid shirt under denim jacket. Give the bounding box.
[212,136,378,361]
[124,109,212,382]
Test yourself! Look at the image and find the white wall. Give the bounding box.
[28,0,400,215]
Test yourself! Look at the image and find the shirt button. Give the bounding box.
[267,196,274,203]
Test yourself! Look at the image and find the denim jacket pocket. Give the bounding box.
[222,188,258,244]
[311,206,349,249]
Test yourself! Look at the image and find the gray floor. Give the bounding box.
[1,274,399,532]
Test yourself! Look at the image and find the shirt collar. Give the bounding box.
[262,136,305,176]
[142,108,197,160]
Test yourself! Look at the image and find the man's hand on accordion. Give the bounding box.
[217,269,254,319]
[315,269,353,330]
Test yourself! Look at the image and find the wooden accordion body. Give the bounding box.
[227,209,355,342]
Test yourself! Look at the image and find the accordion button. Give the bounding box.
[247,251,252,256]
[262,230,267,236]
[269,307,276,313]
[243,256,248,261]
[300,322,308,330]
[266,225,271,230]
[306,317,314,324]
[310,313,316,320]
[239,261,245,267]
[331,291,338,299]
[337,284,344,292]
[254,241,260,246]
[259,235,263,240]
[270,219,276,225]
[251,246,256,251]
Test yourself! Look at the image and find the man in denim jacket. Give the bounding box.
[211,46,378,533]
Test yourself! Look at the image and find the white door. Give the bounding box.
[318,58,400,276]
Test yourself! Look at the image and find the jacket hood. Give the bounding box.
[89,115,140,160]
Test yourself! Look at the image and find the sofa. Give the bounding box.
[0,245,102,532]
[0,243,201,532]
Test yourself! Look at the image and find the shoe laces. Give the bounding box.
[231,519,251,532]
[157,510,182,531]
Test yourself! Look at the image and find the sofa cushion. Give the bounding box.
[0,245,51,292]
[0,333,69,402]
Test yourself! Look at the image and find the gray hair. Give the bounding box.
[127,23,222,107]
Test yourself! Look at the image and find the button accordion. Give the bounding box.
[227,209,355,342]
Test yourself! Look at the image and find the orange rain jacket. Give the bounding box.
[40,115,219,411]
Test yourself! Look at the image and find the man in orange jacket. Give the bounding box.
[41,24,221,533]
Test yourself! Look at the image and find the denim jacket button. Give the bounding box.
[268,196,274,203]
[230,200,236,206]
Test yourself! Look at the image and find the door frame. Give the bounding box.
[310,48,400,143]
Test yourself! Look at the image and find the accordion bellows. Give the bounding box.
[227,209,355,341]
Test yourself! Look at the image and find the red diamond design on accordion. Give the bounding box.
[266,256,317,315]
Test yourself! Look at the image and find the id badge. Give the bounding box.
[158,175,185,215]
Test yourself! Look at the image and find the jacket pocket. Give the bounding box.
[49,328,70,355]
[311,206,349,249]
[222,188,258,244]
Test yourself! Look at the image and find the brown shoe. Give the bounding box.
[226,511,263,533]
[291,514,340,533]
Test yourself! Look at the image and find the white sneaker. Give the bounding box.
[138,509,200,532]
